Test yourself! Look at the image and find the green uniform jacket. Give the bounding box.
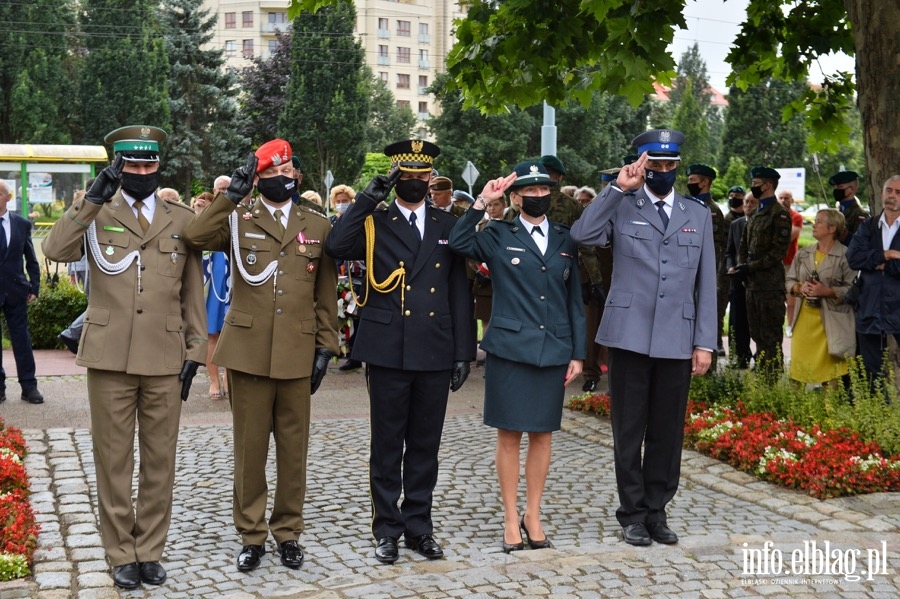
[739,199,792,291]
[42,192,207,374]
[183,194,339,379]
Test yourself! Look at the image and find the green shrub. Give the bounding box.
[0,277,87,350]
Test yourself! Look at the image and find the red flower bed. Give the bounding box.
[568,394,900,498]
[0,417,39,581]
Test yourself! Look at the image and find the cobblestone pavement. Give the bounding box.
[10,407,899,599]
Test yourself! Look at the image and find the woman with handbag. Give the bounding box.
[786,209,856,386]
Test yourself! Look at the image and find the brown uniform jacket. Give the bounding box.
[182,194,339,379]
[42,192,207,374]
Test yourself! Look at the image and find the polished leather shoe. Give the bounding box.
[339,359,362,371]
[621,523,652,546]
[502,530,525,554]
[139,561,166,585]
[279,540,304,569]
[646,521,678,544]
[237,544,265,571]
[21,388,44,404]
[112,562,141,589]
[520,516,552,549]
[58,333,79,354]
[404,534,444,559]
[581,379,598,393]
[374,536,399,564]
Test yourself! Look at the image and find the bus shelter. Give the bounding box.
[0,144,108,213]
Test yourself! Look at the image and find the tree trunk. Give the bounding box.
[846,0,900,214]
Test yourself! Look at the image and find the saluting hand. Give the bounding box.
[225,152,258,205]
[616,151,649,192]
[360,168,402,204]
[474,172,518,208]
[85,154,124,205]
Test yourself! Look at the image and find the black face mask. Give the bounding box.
[395,178,429,203]
[750,185,764,198]
[832,188,848,202]
[520,194,551,217]
[645,168,677,196]
[729,196,744,209]
[686,182,703,197]
[256,175,296,203]
[121,171,159,199]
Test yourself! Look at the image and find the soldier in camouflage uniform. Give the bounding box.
[574,185,605,391]
[687,164,728,359]
[736,167,792,377]
[829,170,869,243]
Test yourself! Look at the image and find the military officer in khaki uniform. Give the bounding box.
[183,139,339,573]
[829,170,870,243]
[429,176,467,217]
[736,166,792,377]
[42,126,207,590]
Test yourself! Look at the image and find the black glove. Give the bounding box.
[85,155,124,205]
[450,361,471,392]
[360,168,401,204]
[311,348,334,395]
[581,283,592,306]
[179,360,201,401]
[225,152,258,205]
[591,284,607,306]
[730,263,749,281]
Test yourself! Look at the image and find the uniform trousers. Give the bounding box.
[582,299,602,381]
[367,365,450,540]
[229,370,311,545]
[857,332,900,395]
[728,280,752,367]
[747,288,785,373]
[608,348,691,526]
[0,299,37,392]
[87,369,182,566]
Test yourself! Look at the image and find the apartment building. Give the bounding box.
[203,0,468,135]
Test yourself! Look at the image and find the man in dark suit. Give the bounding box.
[0,180,43,405]
[325,139,475,565]
[571,130,717,547]
[725,193,759,369]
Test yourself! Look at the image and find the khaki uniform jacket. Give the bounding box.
[182,194,339,379]
[42,192,207,373]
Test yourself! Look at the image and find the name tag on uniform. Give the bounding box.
[103,225,125,232]
[630,220,649,226]
[244,232,266,239]
[506,246,526,252]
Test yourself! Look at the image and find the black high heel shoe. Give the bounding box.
[520,515,553,549]
[502,529,525,554]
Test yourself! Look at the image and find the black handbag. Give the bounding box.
[843,271,862,306]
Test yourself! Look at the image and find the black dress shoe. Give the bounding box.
[404,534,444,559]
[21,388,44,404]
[58,333,79,354]
[621,523,652,546]
[646,521,678,544]
[112,562,141,590]
[374,536,399,564]
[139,561,166,585]
[581,379,598,393]
[339,359,362,371]
[279,540,304,569]
[520,516,552,549]
[237,544,265,571]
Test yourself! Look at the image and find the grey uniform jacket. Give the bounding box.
[570,185,717,360]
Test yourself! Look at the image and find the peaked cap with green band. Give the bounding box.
[104,125,167,161]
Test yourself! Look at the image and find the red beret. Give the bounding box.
[255,139,292,173]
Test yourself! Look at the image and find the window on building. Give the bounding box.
[379,18,389,30]
[418,101,428,114]
[242,39,254,58]
[419,49,429,61]
[397,20,410,36]
[225,40,236,56]
[397,100,410,109]
[419,23,429,36]
[269,12,286,24]
[268,39,279,55]
[242,11,253,28]
[418,75,428,89]
[378,45,389,58]
[225,12,236,29]
[397,47,410,63]
[379,71,389,82]
[397,74,410,89]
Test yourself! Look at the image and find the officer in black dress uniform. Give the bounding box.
[325,140,475,564]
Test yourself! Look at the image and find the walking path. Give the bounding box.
[0,350,897,598]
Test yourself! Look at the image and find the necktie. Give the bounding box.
[0,216,7,258]
[531,225,544,237]
[274,209,285,237]
[134,200,150,234]
[409,212,421,242]
[655,200,669,230]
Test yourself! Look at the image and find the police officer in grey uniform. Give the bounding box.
[571,130,717,547]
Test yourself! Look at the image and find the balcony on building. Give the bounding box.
[378,28,390,39]
[377,56,391,66]
[418,33,430,44]
[261,22,290,35]
[418,59,430,69]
